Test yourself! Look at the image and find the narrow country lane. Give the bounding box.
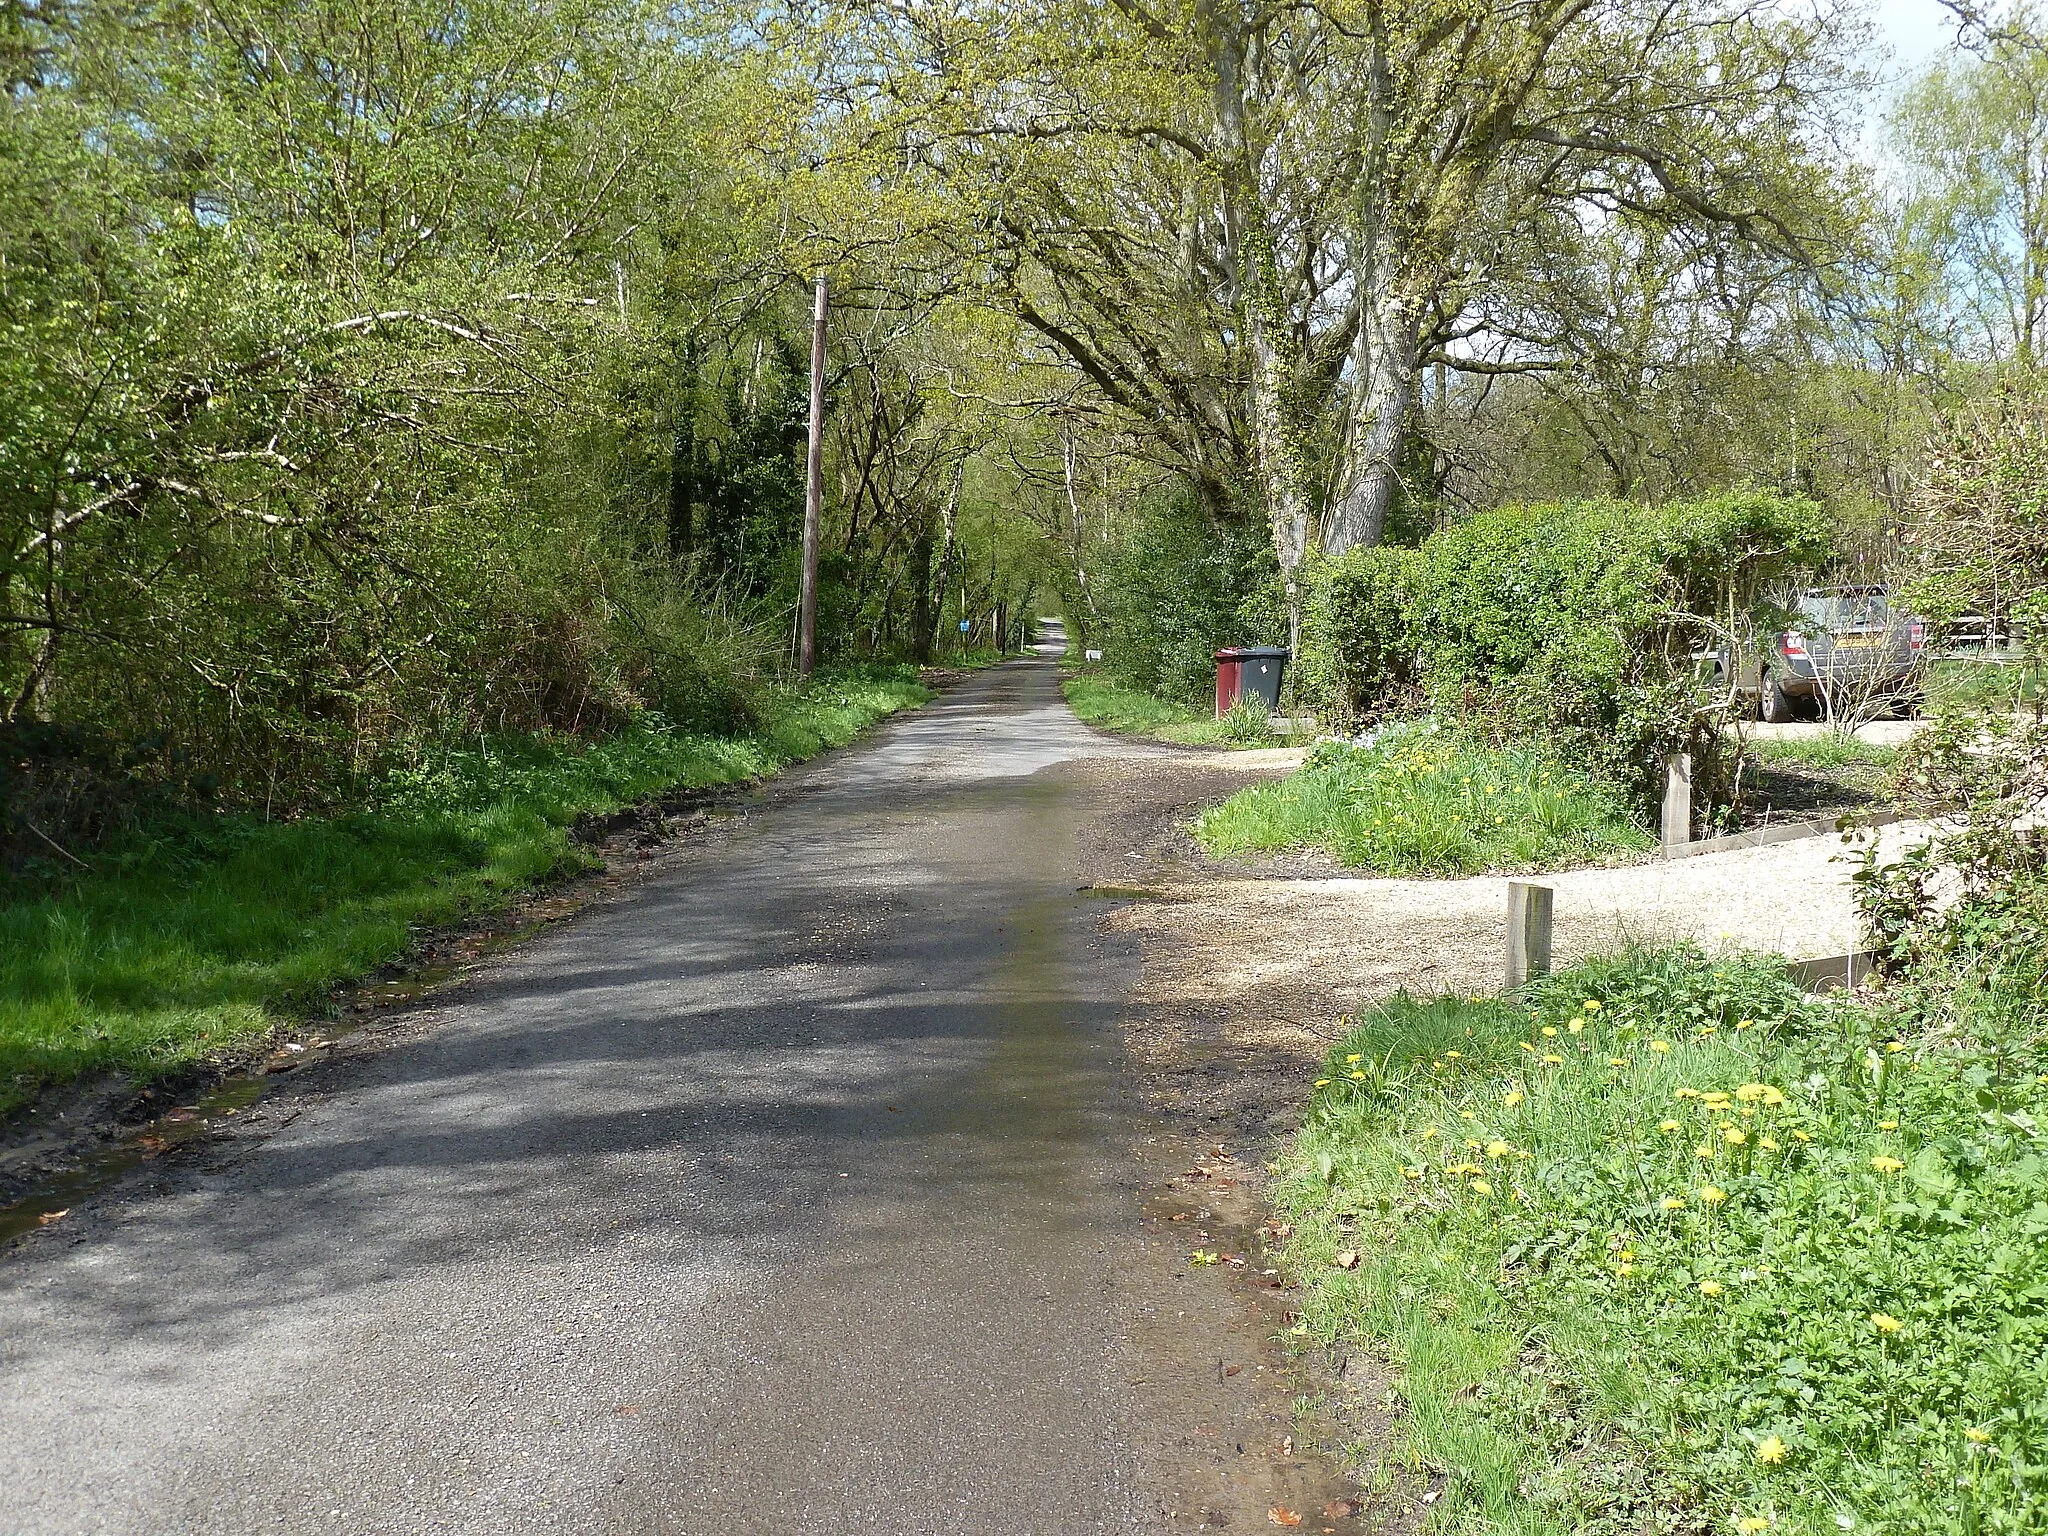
[0,654,1272,1535]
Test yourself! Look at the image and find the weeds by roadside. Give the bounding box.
[1195,721,1651,875]
[0,666,929,1115]
[1276,947,2048,1536]
[1063,670,1303,748]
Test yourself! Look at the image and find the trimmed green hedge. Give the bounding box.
[1298,493,1832,803]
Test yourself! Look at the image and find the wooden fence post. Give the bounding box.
[1662,752,1693,856]
[1507,881,1554,991]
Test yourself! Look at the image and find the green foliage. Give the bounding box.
[1061,669,1298,748]
[1194,721,1650,875]
[1096,484,1279,708]
[1278,948,2048,1536]
[1296,492,1833,804]
[1295,546,1420,719]
[0,669,927,1113]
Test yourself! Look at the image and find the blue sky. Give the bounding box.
[1872,0,1962,77]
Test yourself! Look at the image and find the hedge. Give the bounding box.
[1298,492,1833,805]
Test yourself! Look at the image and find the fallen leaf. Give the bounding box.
[1332,1250,1361,1270]
[613,1403,641,1417]
[1278,1435,1294,1457]
[1323,1498,1363,1518]
[1269,1509,1303,1528]
[1224,1363,1242,1377]
[36,1209,67,1226]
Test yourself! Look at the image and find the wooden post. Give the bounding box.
[1506,881,1553,991]
[798,274,827,679]
[1661,752,1693,855]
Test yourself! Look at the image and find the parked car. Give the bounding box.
[1713,585,1927,722]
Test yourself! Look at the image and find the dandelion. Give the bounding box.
[1314,1079,1331,1087]
[1543,1053,1565,1064]
[1502,1089,1525,1108]
[1736,1518,1773,1534]
[1459,1109,1477,1120]
[1568,1019,1584,1034]
[1419,1126,1439,1140]
[1756,1435,1788,1465]
[1346,1053,1363,1064]
[1758,1136,1780,1152]
[1519,1042,1534,1053]
[1349,1070,1367,1080]
[1609,1056,1627,1066]
[1696,1144,1715,1159]
[1400,1166,1423,1180]
[1660,1120,1681,1133]
[1737,1018,1755,1031]
[1724,1127,1747,1146]
[1541,1026,1557,1038]
[1699,1185,1727,1205]
[1871,1312,1904,1334]
[1698,1280,1724,1297]
[1675,1088,1700,1099]
[1661,1196,1686,1211]
[1617,1262,1634,1277]
[1650,1040,1671,1053]
[1886,1041,1906,1054]
[1485,1140,1512,1159]
[1583,1000,1602,1013]
[1735,1083,1768,1102]
[1469,1179,1492,1196]
[1760,1086,1785,1107]
[1966,1427,1992,1444]
[1445,1049,1462,1059]
[1792,1129,1813,1143]
[1870,1155,1905,1174]
[1879,1119,1898,1131]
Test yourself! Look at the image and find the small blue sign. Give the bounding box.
[959,620,970,632]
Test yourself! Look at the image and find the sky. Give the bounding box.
[1871,0,1963,78]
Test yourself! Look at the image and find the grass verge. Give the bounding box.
[0,664,929,1115]
[1196,721,1651,875]
[1745,734,1900,774]
[1276,947,2048,1535]
[1062,670,1306,748]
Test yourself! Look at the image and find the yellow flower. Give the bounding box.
[1660,1120,1681,1133]
[1757,1136,1780,1152]
[1698,1185,1727,1205]
[1695,1144,1714,1159]
[1966,1427,1992,1444]
[1519,1041,1534,1053]
[1737,1518,1773,1534]
[1346,1053,1363,1064]
[1674,1088,1700,1099]
[1650,1040,1671,1053]
[1469,1178,1492,1196]
[1879,1119,1898,1131]
[1724,1127,1747,1146]
[1617,1262,1634,1276]
[1568,1019,1584,1034]
[1400,1165,1423,1179]
[1871,1311,1904,1334]
[1314,1079,1331,1087]
[1703,1092,1732,1107]
[1870,1155,1905,1174]
[1736,1018,1754,1031]
[1760,1086,1785,1107]
[1734,1083,1768,1102]
[1542,1053,1565,1064]
[1608,1056,1627,1066]
[1541,1025,1557,1037]
[1445,1049,1462,1059]
[1661,1196,1686,1211]
[1419,1126,1439,1140]
[1459,1109,1477,1120]
[1699,1026,1718,1037]
[1485,1140,1512,1159]
[1466,1137,1482,1150]
[1698,1279,1724,1297]
[1886,1041,1906,1053]
[1583,1000,1602,1012]
[1503,1089,1525,1108]
[1755,1434,1788,1465]
[1349,1070,1367,1080]
[1792,1129,1813,1143]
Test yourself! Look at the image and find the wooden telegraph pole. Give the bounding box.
[798,274,828,678]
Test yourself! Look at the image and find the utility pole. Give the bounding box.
[798,274,827,678]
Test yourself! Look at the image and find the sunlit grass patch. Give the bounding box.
[1279,947,2048,1535]
[1195,721,1650,874]
[0,666,928,1113]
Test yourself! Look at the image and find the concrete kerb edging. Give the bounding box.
[1663,809,1902,861]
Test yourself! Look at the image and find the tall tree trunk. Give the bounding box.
[666,341,700,560]
[909,513,936,663]
[929,461,961,657]
[1322,295,1420,554]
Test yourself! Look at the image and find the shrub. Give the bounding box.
[1096,483,1280,707]
[1295,545,1420,723]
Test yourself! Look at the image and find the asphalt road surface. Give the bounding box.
[0,652,1306,1534]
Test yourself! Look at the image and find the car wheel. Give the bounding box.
[1761,673,1796,724]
